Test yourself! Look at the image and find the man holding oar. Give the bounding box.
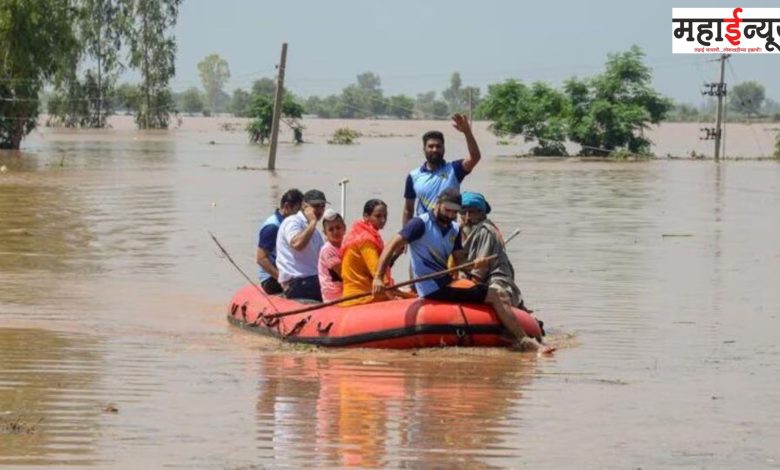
[374,188,543,352]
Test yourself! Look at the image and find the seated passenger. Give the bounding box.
[339,199,405,307]
[456,192,526,310]
[256,189,304,295]
[276,189,326,301]
[317,209,346,302]
[372,189,545,351]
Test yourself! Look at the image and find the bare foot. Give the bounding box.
[511,337,540,352]
[511,337,557,355]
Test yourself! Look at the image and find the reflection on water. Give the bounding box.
[1,119,780,467]
[256,353,537,468]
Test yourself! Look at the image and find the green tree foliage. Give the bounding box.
[74,0,132,127]
[0,0,79,148]
[129,0,182,129]
[462,86,482,110]
[385,95,415,119]
[247,94,303,144]
[730,81,765,117]
[251,78,276,98]
[197,53,230,114]
[565,46,671,155]
[179,87,205,115]
[416,91,449,119]
[479,80,569,155]
[442,72,463,113]
[665,102,705,122]
[114,82,141,114]
[229,88,251,117]
[304,95,343,118]
[441,73,482,115]
[328,128,361,144]
[339,72,385,118]
[48,70,116,127]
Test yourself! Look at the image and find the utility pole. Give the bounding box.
[268,43,288,171]
[714,54,730,161]
[467,88,473,124]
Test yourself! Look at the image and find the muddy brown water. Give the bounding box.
[1,117,779,468]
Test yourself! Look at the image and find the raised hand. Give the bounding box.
[451,113,472,134]
[303,205,318,223]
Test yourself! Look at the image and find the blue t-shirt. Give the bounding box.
[399,214,462,296]
[404,159,468,216]
[257,210,283,281]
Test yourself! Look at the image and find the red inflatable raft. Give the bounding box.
[227,284,544,348]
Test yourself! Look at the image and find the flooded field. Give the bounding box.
[1,117,779,468]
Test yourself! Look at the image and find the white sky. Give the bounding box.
[165,0,780,104]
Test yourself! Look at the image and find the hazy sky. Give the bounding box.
[171,0,780,104]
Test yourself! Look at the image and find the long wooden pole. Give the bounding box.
[264,255,498,319]
[267,43,288,170]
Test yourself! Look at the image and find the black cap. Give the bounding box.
[304,189,327,205]
[437,188,462,208]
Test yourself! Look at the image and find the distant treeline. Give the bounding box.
[1,0,182,149]
[3,1,775,156]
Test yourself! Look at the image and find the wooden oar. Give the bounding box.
[263,255,498,319]
[209,231,281,313]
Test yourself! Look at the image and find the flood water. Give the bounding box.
[1,117,779,468]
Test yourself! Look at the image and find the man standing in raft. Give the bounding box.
[403,113,481,226]
[373,189,544,352]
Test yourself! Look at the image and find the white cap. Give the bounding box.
[323,208,341,221]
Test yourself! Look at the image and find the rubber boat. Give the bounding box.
[227,284,544,348]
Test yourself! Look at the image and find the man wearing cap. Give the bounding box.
[256,188,304,295]
[275,189,327,301]
[456,192,525,310]
[374,188,542,351]
[402,113,481,226]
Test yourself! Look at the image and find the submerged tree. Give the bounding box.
[247,94,303,144]
[479,80,569,155]
[114,82,142,114]
[229,88,251,117]
[48,0,132,128]
[179,87,205,115]
[198,53,230,114]
[442,72,463,113]
[730,81,765,117]
[81,0,132,126]
[565,46,671,155]
[0,0,79,148]
[129,0,182,129]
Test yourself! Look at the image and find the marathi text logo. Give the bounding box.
[672,8,780,54]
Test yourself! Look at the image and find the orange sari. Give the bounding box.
[339,220,392,307]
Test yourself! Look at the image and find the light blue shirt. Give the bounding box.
[404,159,468,216]
[404,212,460,297]
[275,211,324,284]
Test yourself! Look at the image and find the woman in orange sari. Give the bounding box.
[339,199,403,307]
